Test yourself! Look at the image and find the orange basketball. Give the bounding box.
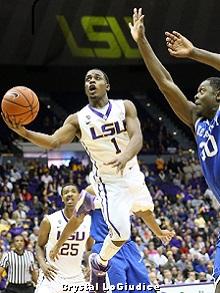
[1,86,39,125]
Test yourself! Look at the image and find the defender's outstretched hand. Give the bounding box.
[129,8,145,43]
[165,31,194,58]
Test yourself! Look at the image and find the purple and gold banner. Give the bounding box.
[0,0,219,66]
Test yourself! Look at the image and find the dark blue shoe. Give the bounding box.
[89,253,110,293]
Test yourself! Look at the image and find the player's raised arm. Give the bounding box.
[166,31,220,71]
[129,8,195,128]
[2,113,80,149]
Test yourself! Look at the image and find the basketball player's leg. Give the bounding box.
[125,242,156,293]
[63,279,89,293]
[127,173,159,293]
[89,180,132,290]
[128,167,172,238]
[213,236,220,293]
[96,181,132,265]
[215,283,220,293]
[130,170,154,217]
[132,182,174,243]
[92,243,128,293]
[89,178,132,265]
[35,279,60,293]
[108,262,128,293]
[35,271,63,293]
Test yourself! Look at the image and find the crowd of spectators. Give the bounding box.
[133,152,217,285]
[0,150,218,289]
[141,118,179,154]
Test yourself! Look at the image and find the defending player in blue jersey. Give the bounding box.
[129,7,220,293]
[90,207,157,293]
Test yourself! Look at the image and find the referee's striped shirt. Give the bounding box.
[0,250,35,284]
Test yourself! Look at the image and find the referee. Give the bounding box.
[0,234,38,293]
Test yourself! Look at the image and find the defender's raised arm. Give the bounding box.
[129,8,195,128]
[166,31,220,71]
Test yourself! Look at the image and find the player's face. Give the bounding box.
[14,236,25,252]
[84,70,109,100]
[62,185,79,208]
[194,80,219,118]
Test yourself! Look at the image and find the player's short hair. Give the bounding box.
[13,234,25,242]
[206,77,220,92]
[86,68,109,84]
[61,183,78,196]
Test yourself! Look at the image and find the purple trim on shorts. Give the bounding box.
[97,183,105,211]
[98,179,121,237]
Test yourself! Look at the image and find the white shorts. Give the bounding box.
[35,271,89,293]
[90,165,154,241]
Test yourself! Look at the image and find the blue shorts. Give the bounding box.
[92,241,156,293]
[213,235,220,284]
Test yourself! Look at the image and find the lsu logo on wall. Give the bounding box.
[56,15,140,59]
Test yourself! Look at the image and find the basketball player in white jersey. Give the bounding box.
[3,69,174,287]
[35,183,93,293]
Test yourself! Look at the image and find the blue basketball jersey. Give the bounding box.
[195,109,220,202]
[90,209,154,293]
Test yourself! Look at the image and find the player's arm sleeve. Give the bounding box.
[190,47,220,71]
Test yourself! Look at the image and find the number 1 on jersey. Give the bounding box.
[111,137,121,154]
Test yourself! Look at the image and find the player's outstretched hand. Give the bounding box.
[41,262,58,281]
[165,31,194,58]
[129,8,145,43]
[1,112,26,134]
[49,245,60,261]
[158,230,175,245]
[105,153,129,175]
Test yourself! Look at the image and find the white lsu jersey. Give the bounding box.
[45,210,91,278]
[77,99,139,178]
